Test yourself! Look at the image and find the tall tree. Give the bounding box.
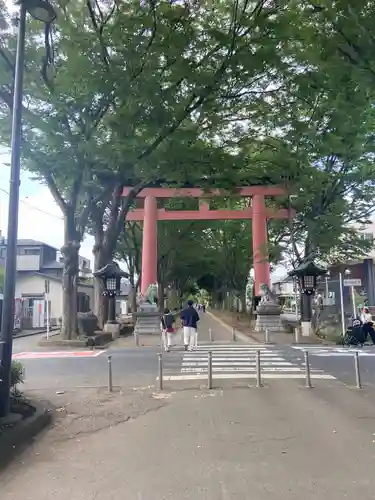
[0,0,292,336]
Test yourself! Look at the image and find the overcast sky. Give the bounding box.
[0,148,95,261]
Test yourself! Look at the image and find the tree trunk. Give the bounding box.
[93,238,109,329]
[92,187,139,324]
[60,210,80,340]
[157,283,165,312]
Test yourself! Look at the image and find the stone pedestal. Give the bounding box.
[255,301,283,333]
[103,322,121,340]
[138,303,158,313]
[301,321,312,337]
[133,303,161,335]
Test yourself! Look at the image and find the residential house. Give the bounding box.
[272,276,299,313]
[322,218,375,310]
[0,239,93,329]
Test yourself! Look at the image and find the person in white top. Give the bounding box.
[361,308,375,344]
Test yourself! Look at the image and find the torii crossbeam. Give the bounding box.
[122,186,293,297]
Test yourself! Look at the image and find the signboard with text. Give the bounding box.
[343,278,362,287]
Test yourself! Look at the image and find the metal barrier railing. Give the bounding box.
[106,348,364,394]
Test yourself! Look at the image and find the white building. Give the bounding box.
[0,239,93,329]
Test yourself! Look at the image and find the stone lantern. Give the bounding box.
[94,261,128,338]
[288,258,327,337]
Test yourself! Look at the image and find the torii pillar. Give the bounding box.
[123,186,293,298]
[141,196,158,295]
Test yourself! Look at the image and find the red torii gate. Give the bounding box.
[122,186,292,297]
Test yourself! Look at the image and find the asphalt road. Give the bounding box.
[280,344,375,388]
[19,347,160,391]
[12,314,375,392]
[10,331,159,390]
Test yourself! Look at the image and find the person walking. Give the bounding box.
[161,308,175,352]
[361,307,375,344]
[180,299,200,351]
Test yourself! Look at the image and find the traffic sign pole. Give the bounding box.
[45,280,50,340]
[351,286,356,318]
[339,272,346,338]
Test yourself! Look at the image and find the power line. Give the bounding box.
[0,187,63,220]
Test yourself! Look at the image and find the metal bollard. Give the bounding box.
[209,327,213,342]
[232,327,236,341]
[354,351,362,389]
[264,328,270,344]
[256,349,262,387]
[158,353,163,391]
[294,327,300,344]
[208,351,213,389]
[108,355,113,392]
[304,350,312,388]
[135,331,139,346]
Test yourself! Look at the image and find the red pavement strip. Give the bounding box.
[12,351,105,360]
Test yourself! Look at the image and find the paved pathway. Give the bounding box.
[2,381,375,499]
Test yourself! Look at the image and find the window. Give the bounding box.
[362,233,373,241]
[22,298,34,317]
[24,248,40,255]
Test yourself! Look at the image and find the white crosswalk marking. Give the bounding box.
[292,346,375,357]
[162,344,335,381]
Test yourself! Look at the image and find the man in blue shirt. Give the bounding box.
[180,300,200,351]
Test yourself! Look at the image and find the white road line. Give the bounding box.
[189,347,279,349]
[192,348,278,351]
[185,351,283,355]
[181,366,303,372]
[310,352,375,357]
[291,346,375,357]
[160,343,337,381]
[162,373,336,381]
[195,346,269,350]
[196,347,269,350]
[184,352,283,359]
[181,361,293,366]
[190,350,281,354]
[182,359,286,363]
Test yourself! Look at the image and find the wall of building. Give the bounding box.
[16,254,40,271]
[15,275,94,324]
[15,274,63,321]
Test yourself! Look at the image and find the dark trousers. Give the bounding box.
[363,322,375,344]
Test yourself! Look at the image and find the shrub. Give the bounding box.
[10,360,25,391]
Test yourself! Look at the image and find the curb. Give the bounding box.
[13,328,59,340]
[206,311,260,344]
[0,400,52,471]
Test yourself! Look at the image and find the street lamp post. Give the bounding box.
[93,262,128,325]
[325,270,330,303]
[0,0,56,418]
[288,259,327,337]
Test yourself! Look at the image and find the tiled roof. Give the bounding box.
[41,260,64,269]
[0,239,57,249]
